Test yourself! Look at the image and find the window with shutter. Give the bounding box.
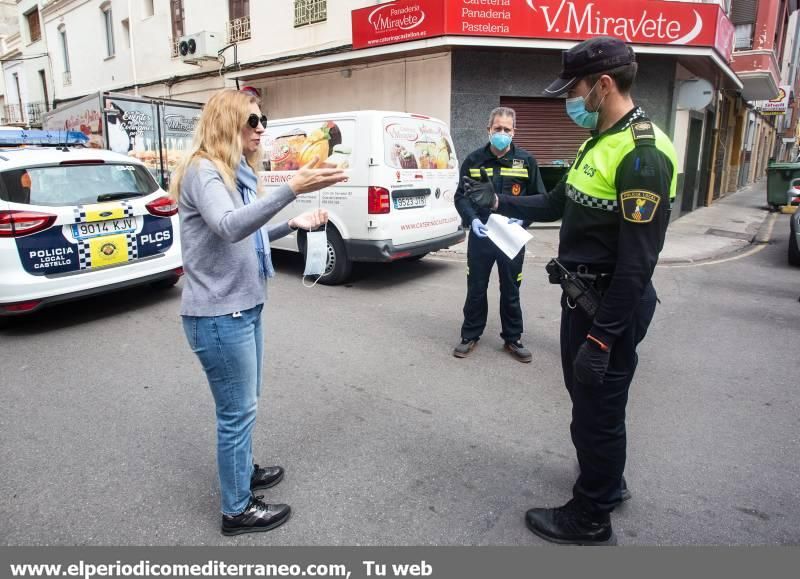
[26,10,41,43]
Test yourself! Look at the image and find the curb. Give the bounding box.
[658,211,776,266]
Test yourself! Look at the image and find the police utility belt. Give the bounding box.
[545,258,612,318]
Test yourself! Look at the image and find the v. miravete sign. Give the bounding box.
[352,0,734,62]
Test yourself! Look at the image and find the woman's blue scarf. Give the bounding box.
[236,157,275,279]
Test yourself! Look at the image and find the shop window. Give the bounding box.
[295,0,326,27]
[26,9,41,43]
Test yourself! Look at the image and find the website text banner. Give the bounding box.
[352,0,735,61]
[1,547,798,579]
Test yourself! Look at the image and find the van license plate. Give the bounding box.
[394,196,426,209]
[71,218,136,240]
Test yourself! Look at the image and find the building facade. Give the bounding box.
[1,0,798,214]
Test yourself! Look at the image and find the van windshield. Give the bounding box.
[383,117,457,171]
[0,162,158,206]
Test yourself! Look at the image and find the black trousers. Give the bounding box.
[560,282,657,513]
[461,232,525,343]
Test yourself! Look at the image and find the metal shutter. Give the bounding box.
[731,0,758,25]
[500,96,589,165]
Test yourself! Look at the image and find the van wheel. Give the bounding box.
[320,228,352,285]
[299,227,352,285]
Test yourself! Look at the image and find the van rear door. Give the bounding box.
[377,115,461,247]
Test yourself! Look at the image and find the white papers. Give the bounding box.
[485,214,533,259]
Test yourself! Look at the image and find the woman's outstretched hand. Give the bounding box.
[288,157,347,195]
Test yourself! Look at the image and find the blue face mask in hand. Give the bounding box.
[303,226,328,287]
[565,81,604,130]
[490,132,512,151]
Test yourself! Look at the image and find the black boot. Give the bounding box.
[525,499,616,545]
[251,464,284,491]
[221,495,291,536]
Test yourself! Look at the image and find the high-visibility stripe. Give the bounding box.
[469,168,529,178]
[516,273,523,282]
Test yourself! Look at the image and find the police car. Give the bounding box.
[0,144,181,317]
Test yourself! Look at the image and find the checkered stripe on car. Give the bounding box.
[73,207,87,224]
[126,232,138,260]
[567,185,618,212]
[77,240,91,269]
[121,201,134,218]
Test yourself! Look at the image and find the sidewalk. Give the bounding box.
[435,181,774,264]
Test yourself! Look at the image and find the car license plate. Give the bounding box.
[71,218,136,240]
[394,196,426,209]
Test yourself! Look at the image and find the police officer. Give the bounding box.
[466,37,677,544]
[453,107,545,362]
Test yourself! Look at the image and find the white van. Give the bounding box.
[259,111,465,284]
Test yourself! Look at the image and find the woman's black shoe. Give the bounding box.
[221,496,291,536]
[251,464,284,491]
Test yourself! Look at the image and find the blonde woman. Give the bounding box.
[171,89,345,535]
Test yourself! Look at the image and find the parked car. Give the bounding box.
[260,111,465,284]
[0,146,182,317]
[789,206,800,266]
[786,177,800,206]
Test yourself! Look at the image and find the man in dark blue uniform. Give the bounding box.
[453,107,546,362]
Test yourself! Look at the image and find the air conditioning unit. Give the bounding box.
[178,31,221,64]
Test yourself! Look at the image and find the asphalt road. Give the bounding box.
[1,216,798,546]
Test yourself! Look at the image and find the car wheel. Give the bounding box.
[318,228,352,285]
[789,229,800,266]
[151,275,180,290]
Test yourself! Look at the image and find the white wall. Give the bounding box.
[42,1,388,103]
[260,53,451,124]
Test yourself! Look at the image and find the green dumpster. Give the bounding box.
[539,163,570,192]
[766,162,800,208]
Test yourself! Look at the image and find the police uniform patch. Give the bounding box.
[631,121,656,141]
[512,183,522,195]
[620,190,660,223]
[512,159,524,169]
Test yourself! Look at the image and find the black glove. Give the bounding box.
[573,340,611,387]
[463,168,496,209]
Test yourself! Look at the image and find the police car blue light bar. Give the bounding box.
[0,129,90,146]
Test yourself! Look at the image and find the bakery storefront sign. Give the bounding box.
[756,85,792,116]
[352,0,734,61]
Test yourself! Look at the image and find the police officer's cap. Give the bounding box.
[544,36,636,96]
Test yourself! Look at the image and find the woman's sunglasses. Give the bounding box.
[247,114,268,129]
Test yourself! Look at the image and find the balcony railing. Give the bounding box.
[63,71,71,86]
[226,16,251,44]
[170,37,180,58]
[3,101,50,126]
[294,0,326,27]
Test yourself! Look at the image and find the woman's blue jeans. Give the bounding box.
[182,304,263,516]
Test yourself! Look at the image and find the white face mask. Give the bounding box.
[302,225,328,287]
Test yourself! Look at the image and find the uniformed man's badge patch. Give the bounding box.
[512,183,521,195]
[513,159,524,169]
[620,190,660,223]
[631,121,656,141]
